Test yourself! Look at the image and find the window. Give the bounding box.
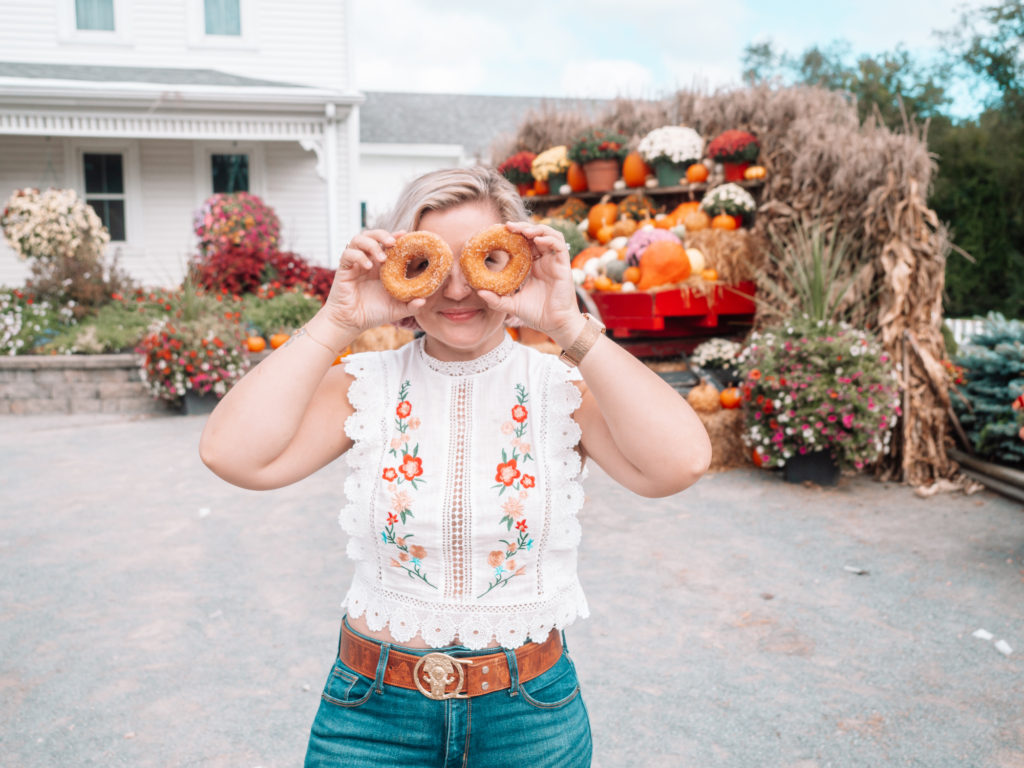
[83,153,126,241]
[204,0,241,36]
[211,154,249,193]
[75,0,115,30]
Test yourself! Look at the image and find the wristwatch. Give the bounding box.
[558,313,606,367]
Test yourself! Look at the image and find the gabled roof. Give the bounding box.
[0,61,308,89]
[360,91,609,161]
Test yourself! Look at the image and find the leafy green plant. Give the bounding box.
[543,218,588,259]
[241,289,321,336]
[0,288,75,355]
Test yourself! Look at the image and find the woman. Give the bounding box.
[199,166,711,766]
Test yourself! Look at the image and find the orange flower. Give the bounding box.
[396,400,412,419]
[409,544,427,560]
[399,454,423,481]
[488,550,504,568]
[749,369,762,381]
[495,458,521,486]
[511,404,528,423]
[520,474,535,489]
[382,467,397,482]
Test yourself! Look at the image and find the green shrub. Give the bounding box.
[242,289,320,336]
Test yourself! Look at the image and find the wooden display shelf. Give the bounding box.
[526,179,763,207]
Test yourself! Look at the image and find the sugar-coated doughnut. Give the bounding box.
[381,231,454,301]
[459,225,532,295]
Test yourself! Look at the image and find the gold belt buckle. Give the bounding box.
[412,652,472,700]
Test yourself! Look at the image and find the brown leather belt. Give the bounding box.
[338,623,562,700]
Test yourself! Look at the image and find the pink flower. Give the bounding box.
[501,421,515,435]
[502,496,526,520]
[842,413,854,429]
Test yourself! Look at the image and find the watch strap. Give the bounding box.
[558,314,604,367]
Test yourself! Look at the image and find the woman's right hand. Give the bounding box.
[318,229,425,335]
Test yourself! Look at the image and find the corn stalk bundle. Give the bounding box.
[501,85,953,484]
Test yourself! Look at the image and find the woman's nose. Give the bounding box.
[442,260,473,300]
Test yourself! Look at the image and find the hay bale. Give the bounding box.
[349,325,415,353]
[684,229,767,283]
[697,408,750,471]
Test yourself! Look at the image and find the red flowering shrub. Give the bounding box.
[266,250,312,288]
[190,245,266,295]
[308,266,335,303]
[707,130,761,163]
[497,151,537,185]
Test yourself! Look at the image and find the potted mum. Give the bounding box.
[699,183,757,227]
[707,130,761,181]
[738,316,902,484]
[531,145,571,194]
[637,126,705,187]
[689,337,743,387]
[568,127,629,192]
[497,151,537,196]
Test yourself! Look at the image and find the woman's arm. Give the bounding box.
[199,229,424,490]
[481,221,712,498]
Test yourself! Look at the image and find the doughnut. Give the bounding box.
[459,225,532,295]
[381,231,454,301]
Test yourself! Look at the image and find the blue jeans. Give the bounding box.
[304,621,592,767]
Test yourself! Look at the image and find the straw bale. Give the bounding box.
[500,84,954,484]
[697,409,750,471]
[684,229,767,283]
[349,325,415,353]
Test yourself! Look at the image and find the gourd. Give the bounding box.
[567,162,588,192]
[571,245,608,270]
[587,198,618,239]
[682,209,711,231]
[622,151,650,187]
[637,241,691,290]
[700,268,719,281]
[269,332,290,349]
[685,248,706,274]
[610,217,638,239]
[604,258,628,283]
[685,163,709,183]
[711,213,738,230]
[743,165,767,180]
[246,336,267,353]
[623,228,682,266]
[687,380,721,413]
[623,266,641,284]
[719,387,742,409]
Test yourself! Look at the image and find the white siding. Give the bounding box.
[358,147,466,229]
[0,0,349,91]
[264,142,329,265]
[0,135,69,287]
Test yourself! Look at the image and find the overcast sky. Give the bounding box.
[351,0,986,114]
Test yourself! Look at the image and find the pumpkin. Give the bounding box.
[637,241,691,290]
[671,201,701,220]
[593,275,616,291]
[246,335,267,353]
[567,162,588,192]
[700,268,719,281]
[534,178,550,195]
[719,387,743,409]
[623,266,641,284]
[610,217,638,239]
[752,448,765,467]
[587,198,618,239]
[743,165,767,180]
[685,163,709,183]
[269,332,291,349]
[571,245,607,270]
[622,151,650,187]
[604,258,628,283]
[685,248,706,273]
[687,380,721,413]
[596,224,615,244]
[682,209,711,231]
[711,213,738,230]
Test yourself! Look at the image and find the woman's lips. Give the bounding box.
[439,308,481,322]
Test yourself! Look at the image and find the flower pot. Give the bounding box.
[704,366,741,388]
[182,390,218,416]
[515,182,532,197]
[546,172,567,193]
[722,162,751,182]
[784,450,840,486]
[653,160,690,187]
[582,159,620,192]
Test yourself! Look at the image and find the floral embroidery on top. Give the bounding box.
[380,379,435,588]
[480,384,535,598]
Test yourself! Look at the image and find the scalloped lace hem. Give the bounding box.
[342,578,590,650]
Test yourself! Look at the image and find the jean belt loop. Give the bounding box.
[374,643,391,695]
[502,648,520,697]
[561,629,569,655]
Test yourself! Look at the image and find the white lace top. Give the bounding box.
[339,334,590,649]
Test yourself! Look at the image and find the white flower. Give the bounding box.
[699,183,756,215]
[637,126,704,164]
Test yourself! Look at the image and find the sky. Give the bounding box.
[351,0,990,115]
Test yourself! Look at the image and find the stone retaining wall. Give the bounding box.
[0,354,176,415]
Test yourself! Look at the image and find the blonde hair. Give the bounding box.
[376,166,529,232]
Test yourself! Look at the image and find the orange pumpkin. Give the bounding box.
[685,163,709,183]
[752,448,765,467]
[567,162,588,193]
[245,335,266,353]
[743,165,767,180]
[719,387,742,409]
[622,151,651,187]
[683,209,711,231]
[571,245,608,270]
[587,199,618,239]
[596,224,615,245]
[534,178,550,195]
[700,268,719,281]
[593,275,616,292]
[711,213,738,230]
[623,266,641,284]
[269,332,291,349]
[637,241,691,290]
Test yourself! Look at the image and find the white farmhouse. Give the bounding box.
[0,0,361,287]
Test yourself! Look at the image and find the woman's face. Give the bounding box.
[413,201,512,362]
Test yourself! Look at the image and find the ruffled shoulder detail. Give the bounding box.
[338,351,389,561]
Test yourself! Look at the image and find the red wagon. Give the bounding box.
[579,281,757,358]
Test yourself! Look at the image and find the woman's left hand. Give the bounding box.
[476,221,583,341]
